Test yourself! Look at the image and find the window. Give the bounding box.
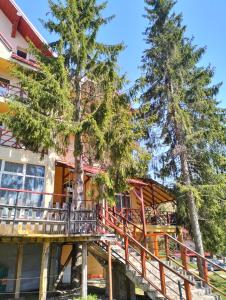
[115,193,130,209]
[17,48,27,59]
[0,161,45,206]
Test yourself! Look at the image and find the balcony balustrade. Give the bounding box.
[111,207,176,226]
[0,187,98,236]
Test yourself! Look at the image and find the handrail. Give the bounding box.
[165,233,226,273]
[99,207,194,300]
[98,221,186,300]
[108,207,143,234]
[165,234,226,297]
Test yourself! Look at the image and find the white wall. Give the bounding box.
[0,9,28,55]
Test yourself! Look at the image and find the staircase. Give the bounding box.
[92,207,225,300]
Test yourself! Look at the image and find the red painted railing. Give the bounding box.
[111,207,176,226]
[0,187,97,235]
[164,234,226,298]
[99,206,226,299]
[0,81,25,99]
[0,127,24,149]
[98,206,194,300]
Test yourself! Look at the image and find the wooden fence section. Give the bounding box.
[0,188,97,236]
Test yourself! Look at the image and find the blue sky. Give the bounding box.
[16,0,226,107]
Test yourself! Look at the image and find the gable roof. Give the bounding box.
[0,0,52,56]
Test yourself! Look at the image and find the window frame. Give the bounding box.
[115,193,131,209]
[0,160,45,193]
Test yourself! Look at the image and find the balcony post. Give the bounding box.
[108,242,113,300]
[81,242,88,298]
[39,242,50,300]
[14,243,23,299]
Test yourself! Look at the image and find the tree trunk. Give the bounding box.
[71,80,84,294]
[71,243,82,292]
[169,80,205,278]
[180,151,205,278]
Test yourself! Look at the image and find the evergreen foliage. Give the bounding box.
[138,0,226,254]
[2,0,149,202]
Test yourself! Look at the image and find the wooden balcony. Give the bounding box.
[111,207,176,226]
[0,187,102,240]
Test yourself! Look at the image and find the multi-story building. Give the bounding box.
[0,1,225,300]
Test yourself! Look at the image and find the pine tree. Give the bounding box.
[2,0,148,293]
[139,0,226,275]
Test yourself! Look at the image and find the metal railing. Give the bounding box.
[0,187,98,235]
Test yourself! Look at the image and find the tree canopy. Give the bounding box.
[138,0,226,255]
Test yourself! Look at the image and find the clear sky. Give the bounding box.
[16,0,226,107]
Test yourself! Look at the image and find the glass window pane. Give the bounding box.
[24,177,44,206]
[26,164,45,177]
[4,161,23,173]
[115,194,122,209]
[0,159,2,170]
[25,177,44,192]
[0,174,23,205]
[1,174,23,189]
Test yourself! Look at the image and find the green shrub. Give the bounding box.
[74,295,98,300]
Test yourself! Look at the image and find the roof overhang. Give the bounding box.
[128,178,175,206]
[0,0,52,56]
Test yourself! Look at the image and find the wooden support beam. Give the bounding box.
[39,242,50,300]
[108,242,113,300]
[81,242,88,298]
[11,13,21,38]
[15,243,23,299]
[55,248,73,289]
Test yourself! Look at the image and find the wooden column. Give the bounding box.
[39,242,50,300]
[108,243,113,300]
[153,234,159,257]
[81,242,88,298]
[15,243,23,299]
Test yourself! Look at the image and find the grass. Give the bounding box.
[75,295,98,300]
[209,271,226,300]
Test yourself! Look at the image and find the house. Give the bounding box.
[0,1,222,300]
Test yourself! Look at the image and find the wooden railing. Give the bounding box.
[0,81,25,99]
[98,207,194,300]
[164,234,226,298]
[0,187,97,235]
[111,207,176,226]
[0,127,24,149]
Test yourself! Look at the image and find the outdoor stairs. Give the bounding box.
[89,239,220,300]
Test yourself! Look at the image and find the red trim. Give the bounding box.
[11,52,38,68]
[56,160,103,175]
[128,179,149,186]
[0,0,52,57]
[0,32,13,51]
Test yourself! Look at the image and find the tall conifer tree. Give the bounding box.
[2,0,148,293]
[139,0,226,274]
